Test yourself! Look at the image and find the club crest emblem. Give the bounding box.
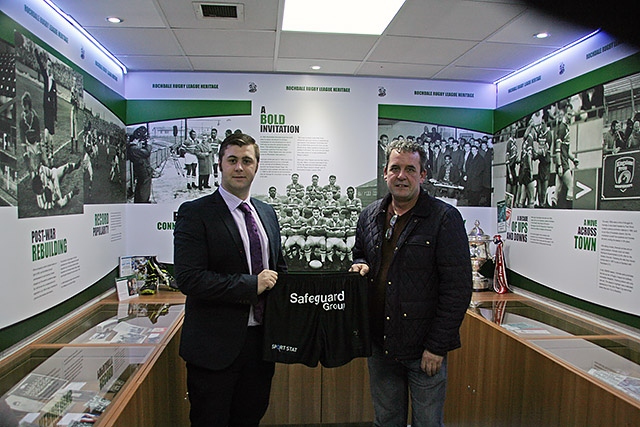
[614,156,635,192]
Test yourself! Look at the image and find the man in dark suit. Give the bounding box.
[35,50,57,164]
[174,133,287,426]
[463,145,485,206]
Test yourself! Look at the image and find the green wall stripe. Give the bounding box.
[379,105,494,134]
[0,269,117,352]
[126,100,252,125]
[508,269,640,330]
[494,51,640,131]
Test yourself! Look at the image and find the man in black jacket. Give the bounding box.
[350,139,472,427]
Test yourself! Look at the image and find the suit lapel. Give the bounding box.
[210,191,245,256]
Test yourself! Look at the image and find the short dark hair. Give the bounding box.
[385,139,428,172]
[218,133,260,163]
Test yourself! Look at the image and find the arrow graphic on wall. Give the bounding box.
[575,181,592,199]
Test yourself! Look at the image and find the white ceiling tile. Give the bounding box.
[156,0,280,30]
[488,9,595,47]
[118,55,194,71]
[387,0,527,41]
[276,59,361,75]
[53,0,166,27]
[370,37,476,65]
[433,66,513,82]
[454,42,556,69]
[173,29,276,56]
[357,62,444,79]
[190,56,275,72]
[89,28,184,56]
[279,33,378,60]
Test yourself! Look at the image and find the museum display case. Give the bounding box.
[0,345,154,426]
[2,286,638,426]
[444,292,640,426]
[0,292,187,427]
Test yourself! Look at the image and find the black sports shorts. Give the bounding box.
[263,272,371,368]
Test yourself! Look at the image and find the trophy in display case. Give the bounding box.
[468,220,492,291]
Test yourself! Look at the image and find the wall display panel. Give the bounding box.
[14,32,127,217]
[0,18,127,332]
[123,72,495,272]
[493,66,640,319]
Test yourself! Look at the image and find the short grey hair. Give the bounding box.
[385,139,428,172]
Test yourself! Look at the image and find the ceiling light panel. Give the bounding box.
[282,0,405,35]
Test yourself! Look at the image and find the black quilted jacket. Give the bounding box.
[353,190,472,359]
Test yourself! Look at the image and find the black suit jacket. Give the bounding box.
[174,190,287,370]
[36,52,57,133]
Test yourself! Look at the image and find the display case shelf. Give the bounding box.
[37,302,184,346]
[0,345,154,426]
[531,337,640,402]
[473,299,620,337]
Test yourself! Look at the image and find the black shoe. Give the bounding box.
[187,183,191,189]
[204,185,211,188]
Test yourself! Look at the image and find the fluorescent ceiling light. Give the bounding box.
[494,29,600,85]
[42,0,127,74]
[283,0,405,35]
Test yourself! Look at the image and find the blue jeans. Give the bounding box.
[368,343,447,427]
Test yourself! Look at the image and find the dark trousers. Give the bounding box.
[186,326,275,427]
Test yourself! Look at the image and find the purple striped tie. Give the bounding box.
[238,202,266,322]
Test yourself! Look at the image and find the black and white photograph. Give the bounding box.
[126,118,251,204]
[15,32,84,218]
[14,32,126,218]
[378,121,493,207]
[495,75,640,211]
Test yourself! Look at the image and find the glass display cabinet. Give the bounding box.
[444,294,640,425]
[469,298,640,405]
[0,294,186,427]
[0,346,154,426]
